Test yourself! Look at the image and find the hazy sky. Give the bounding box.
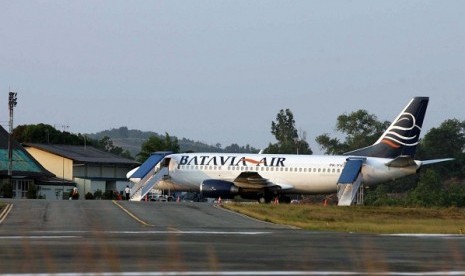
[1,1,464,152]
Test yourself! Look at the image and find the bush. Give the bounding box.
[407,169,444,207]
[26,184,38,199]
[93,189,103,200]
[102,190,114,200]
[1,183,13,198]
[85,192,94,200]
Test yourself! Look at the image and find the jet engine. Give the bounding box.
[200,179,239,199]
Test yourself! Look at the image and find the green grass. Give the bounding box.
[222,203,465,234]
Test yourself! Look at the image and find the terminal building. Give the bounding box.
[0,126,64,199]
[23,143,139,199]
[0,125,139,199]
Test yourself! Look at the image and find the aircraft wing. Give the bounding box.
[232,172,294,190]
[420,158,455,166]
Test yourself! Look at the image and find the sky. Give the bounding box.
[1,1,464,152]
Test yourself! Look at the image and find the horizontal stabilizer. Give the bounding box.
[421,158,455,166]
[385,156,417,167]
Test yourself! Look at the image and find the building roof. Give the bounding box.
[0,126,54,177]
[23,143,140,166]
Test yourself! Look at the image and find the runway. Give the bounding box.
[1,199,465,275]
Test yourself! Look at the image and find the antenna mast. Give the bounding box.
[8,91,18,183]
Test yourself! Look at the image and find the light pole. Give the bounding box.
[61,125,69,199]
[8,92,18,193]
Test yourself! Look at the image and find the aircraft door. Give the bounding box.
[164,157,174,174]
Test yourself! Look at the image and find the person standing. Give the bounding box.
[70,187,79,200]
[125,185,130,200]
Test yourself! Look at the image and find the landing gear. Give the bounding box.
[257,194,291,204]
[258,196,269,204]
[257,193,272,204]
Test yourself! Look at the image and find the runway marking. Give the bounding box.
[32,230,271,235]
[0,203,13,224]
[112,200,154,227]
[105,231,271,235]
[0,236,81,239]
[5,271,465,275]
[385,234,465,238]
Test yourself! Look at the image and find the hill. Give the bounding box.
[87,126,258,157]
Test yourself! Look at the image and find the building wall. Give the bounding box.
[74,163,133,179]
[74,178,106,195]
[38,184,75,200]
[26,147,73,180]
[73,178,132,199]
[26,146,137,199]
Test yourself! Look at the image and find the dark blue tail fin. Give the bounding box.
[346,97,429,159]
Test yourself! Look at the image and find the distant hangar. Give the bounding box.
[23,143,139,199]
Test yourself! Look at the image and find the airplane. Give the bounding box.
[129,97,453,205]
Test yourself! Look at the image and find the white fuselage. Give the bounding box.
[155,153,420,194]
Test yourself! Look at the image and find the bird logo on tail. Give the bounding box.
[381,112,421,149]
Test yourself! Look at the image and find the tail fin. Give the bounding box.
[346,97,429,159]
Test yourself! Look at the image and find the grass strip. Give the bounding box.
[222,203,465,234]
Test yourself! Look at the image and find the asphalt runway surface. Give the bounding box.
[1,199,465,275]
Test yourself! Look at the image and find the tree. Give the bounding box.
[316,110,389,155]
[13,124,133,159]
[416,119,465,178]
[418,119,465,158]
[223,144,259,153]
[137,133,180,162]
[265,109,312,154]
[13,124,79,144]
[224,143,240,153]
[96,136,133,159]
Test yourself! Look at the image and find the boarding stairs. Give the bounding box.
[131,167,169,201]
[337,158,365,206]
[129,152,171,201]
